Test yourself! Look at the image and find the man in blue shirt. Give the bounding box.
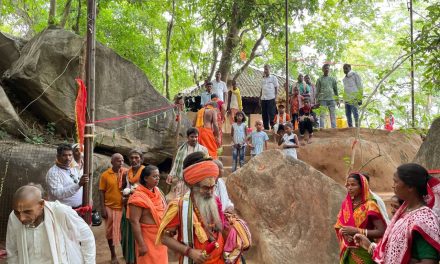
[200,82,213,107]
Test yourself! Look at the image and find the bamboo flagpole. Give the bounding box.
[82,0,96,224]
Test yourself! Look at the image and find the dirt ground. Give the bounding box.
[93,223,181,264]
[0,224,253,264]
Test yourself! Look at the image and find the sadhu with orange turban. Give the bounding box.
[156,151,228,264]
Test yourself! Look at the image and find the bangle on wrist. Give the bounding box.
[368,242,376,255]
[365,229,368,237]
[184,246,191,257]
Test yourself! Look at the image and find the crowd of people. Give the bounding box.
[5,136,440,264]
[190,63,396,146]
[6,141,248,264]
[4,65,435,264]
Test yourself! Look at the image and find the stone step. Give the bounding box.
[220,155,251,167]
[221,144,251,157]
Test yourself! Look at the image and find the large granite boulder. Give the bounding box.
[3,28,186,164]
[0,85,25,136]
[0,141,109,240]
[414,118,440,171]
[226,150,345,264]
[297,128,421,192]
[0,32,23,76]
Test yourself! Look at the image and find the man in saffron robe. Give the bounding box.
[128,165,168,264]
[120,149,145,264]
[194,101,220,159]
[157,152,226,264]
[211,93,226,147]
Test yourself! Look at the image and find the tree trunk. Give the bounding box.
[73,0,81,34]
[217,1,241,82]
[164,0,176,100]
[414,118,440,170]
[208,30,218,81]
[48,0,56,25]
[233,31,265,81]
[60,0,73,28]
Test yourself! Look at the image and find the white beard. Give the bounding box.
[193,192,223,231]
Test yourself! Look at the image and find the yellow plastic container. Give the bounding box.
[336,117,348,128]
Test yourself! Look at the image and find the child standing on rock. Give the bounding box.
[298,98,316,145]
[278,123,299,159]
[247,120,269,157]
[231,111,247,172]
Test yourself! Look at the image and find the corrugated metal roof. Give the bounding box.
[181,67,291,98]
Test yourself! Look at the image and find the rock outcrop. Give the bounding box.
[3,28,186,164]
[226,150,345,264]
[0,32,23,76]
[0,85,25,136]
[0,141,109,240]
[297,128,422,192]
[414,118,440,170]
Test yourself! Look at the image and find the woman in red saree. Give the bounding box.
[354,163,440,264]
[335,173,387,264]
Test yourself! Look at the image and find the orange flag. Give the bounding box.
[75,79,87,152]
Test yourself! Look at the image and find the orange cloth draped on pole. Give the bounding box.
[128,185,168,264]
[127,165,145,184]
[75,78,87,152]
[195,105,218,159]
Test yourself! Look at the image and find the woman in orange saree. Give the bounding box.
[335,173,387,264]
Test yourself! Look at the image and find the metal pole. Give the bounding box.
[409,0,415,127]
[82,0,96,224]
[285,0,289,114]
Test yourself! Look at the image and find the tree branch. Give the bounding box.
[238,25,258,42]
[208,30,219,81]
[164,0,176,100]
[348,48,420,173]
[48,0,56,25]
[233,30,266,81]
[60,0,73,28]
[73,0,81,34]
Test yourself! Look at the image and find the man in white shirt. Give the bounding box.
[45,143,89,208]
[200,81,213,107]
[212,70,228,102]
[6,184,95,263]
[342,64,363,127]
[260,64,279,130]
[71,143,84,175]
